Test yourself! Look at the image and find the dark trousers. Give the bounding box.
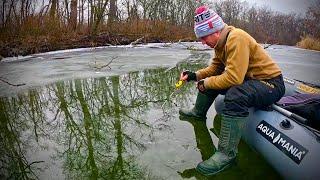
[203,75,285,117]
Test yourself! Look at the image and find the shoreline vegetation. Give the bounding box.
[297,36,320,51]
[0,0,319,60]
[0,21,195,58]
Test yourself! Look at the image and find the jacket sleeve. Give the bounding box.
[196,56,225,80]
[204,34,250,89]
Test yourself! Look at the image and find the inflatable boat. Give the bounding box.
[214,77,320,180]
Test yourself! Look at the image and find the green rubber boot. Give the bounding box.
[179,92,214,121]
[196,114,247,176]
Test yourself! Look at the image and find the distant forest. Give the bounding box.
[0,0,319,57]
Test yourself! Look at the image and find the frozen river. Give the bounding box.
[0,43,319,179]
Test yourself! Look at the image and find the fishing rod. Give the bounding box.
[160,79,186,111]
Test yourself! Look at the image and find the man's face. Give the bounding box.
[200,32,220,48]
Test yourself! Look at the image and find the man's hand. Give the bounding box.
[197,80,206,93]
[180,70,197,82]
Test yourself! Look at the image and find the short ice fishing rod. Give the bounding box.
[175,79,185,89]
[175,71,190,89]
[161,76,186,109]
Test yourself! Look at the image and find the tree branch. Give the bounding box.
[130,36,144,46]
[94,56,118,70]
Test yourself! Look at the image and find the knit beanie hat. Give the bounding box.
[194,6,225,38]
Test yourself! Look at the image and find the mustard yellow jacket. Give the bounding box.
[196,25,282,90]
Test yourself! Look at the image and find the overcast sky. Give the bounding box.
[242,0,316,15]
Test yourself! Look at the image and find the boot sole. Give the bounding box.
[195,159,236,176]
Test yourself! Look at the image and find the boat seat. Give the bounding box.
[276,93,320,130]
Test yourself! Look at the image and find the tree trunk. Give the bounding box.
[80,0,84,25]
[107,0,117,29]
[49,0,57,18]
[1,0,6,27]
[70,0,77,30]
[92,0,109,35]
[64,0,69,21]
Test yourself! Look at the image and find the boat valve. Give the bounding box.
[280,119,292,130]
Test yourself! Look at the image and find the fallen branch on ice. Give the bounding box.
[130,36,145,46]
[92,56,118,70]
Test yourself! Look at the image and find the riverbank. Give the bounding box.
[1,28,318,60]
[0,33,194,59]
[0,19,195,59]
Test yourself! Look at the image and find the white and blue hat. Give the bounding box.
[194,6,225,38]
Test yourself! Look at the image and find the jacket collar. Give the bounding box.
[214,24,234,51]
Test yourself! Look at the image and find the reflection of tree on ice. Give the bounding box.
[0,52,209,179]
[57,76,156,179]
[0,91,45,179]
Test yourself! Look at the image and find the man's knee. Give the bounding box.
[203,89,225,99]
[224,86,250,105]
[223,86,250,117]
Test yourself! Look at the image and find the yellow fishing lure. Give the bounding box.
[175,80,184,89]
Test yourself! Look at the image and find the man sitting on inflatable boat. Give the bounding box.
[179,6,285,176]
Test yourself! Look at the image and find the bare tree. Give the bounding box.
[305,0,320,38]
[70,0,77,30]
[107,0,117,28]
[0,0,316,56]
[49,0,58,18]
[92,0,109,35]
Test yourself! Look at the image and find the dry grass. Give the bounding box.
[0,18,195,57]
[103,19,194,42]
[296,36,320,51]
[6,17,195,42]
